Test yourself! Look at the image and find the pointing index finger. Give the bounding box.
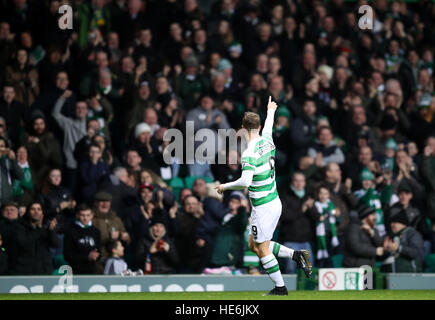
[268,96,272,104]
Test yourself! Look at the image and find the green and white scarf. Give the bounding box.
[360,188,386,237]
[315,200,339,260]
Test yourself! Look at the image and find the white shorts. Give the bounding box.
[250,197,282,243]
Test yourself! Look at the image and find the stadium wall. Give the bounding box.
[0,275,297,294]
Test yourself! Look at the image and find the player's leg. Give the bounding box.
[269,241,294,258]
[249,235,287,295]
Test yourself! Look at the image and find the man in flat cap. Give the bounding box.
[342,203,385,268]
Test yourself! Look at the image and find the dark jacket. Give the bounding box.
[0,156,23,207]
[210,206,248,267]
[12,219,58,275]
[0,99,28,148]
[290,114,317,163]
[175,210,203,272]
[195,197,226,245]
[135,228,179,274]
[78,160,110,204]
[279,187,317,243]
[342,216,383,268]
[0,246,7,274]
[421,155,435,222]
[63,221,101,274]
[383,226,424,273]
[0,218,19,272]
[22,130,63,189]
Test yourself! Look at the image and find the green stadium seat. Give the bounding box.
[332,254,343,268]
[424,254,435,273]
[169,177,185,202]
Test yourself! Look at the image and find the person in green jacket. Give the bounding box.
[78,0,111,48]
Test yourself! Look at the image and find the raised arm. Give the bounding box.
[262,96,278,137]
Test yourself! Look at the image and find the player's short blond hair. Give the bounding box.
[242,112,260,131]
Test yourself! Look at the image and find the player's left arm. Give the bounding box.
[262,96,278,137]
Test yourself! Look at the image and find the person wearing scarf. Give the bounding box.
[312,184,340,267]
[354,168,394,238]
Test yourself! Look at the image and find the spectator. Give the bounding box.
[52,90,88,192]
[0,202,20,273]
[135,214,179,274]
[309,183,341,268]
[12,145,34,206]
[91,191,131,272]
[354,168,394,237]
[12,202,58,275]
[0,137,23,206]
[382,209,424,273]
[4,48,39,106]
[307,126,345,166]
[104,239,128,275]
[0,232,7,274]
[290,99,318,164]
[78,143,110,204]
[210,194,249,268]
[64,204,101,274]
[420,137,435,232]
[77,0,111,48]
[278,172,316,274]
[22,111,63,190]
[0,84,28,148]
[186,94,230,178]
[175,195,206,273]
[39,168,75,231]
[342,204,384,268]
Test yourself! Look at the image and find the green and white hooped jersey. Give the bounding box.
[241,133,278,207]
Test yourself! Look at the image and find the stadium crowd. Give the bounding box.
[0,0,434,276]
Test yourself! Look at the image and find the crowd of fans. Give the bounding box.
[0,0,434,276]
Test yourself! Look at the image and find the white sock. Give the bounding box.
[260,254,285,287]
[269,241,294,259]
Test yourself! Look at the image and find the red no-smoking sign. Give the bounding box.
[322,271,337,289]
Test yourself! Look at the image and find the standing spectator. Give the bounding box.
[382,209,424,273]
[12,202,58,275]
[186,95,230,178]
[39,168,76,232]
[342,204,384,268]
[175,195,206,273]
[0,85,28,148]
[52,90,88,192]
[135,214,179,274]
[22,111,63,190]
[92,191,131,272]
[77,143,110,204]
[290,99,318,164]
[64,204,101,274]
[0,137,23,206]
[12,145,34,206]
[278,172,316,274]
[310,184,341,268]
[210,194,249,268]
[4,48,39,106]
[0,202,20,273]
[77,0,111,48]
[354,168,394,238]
[0,231,7,274]
[421,136,435,233]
